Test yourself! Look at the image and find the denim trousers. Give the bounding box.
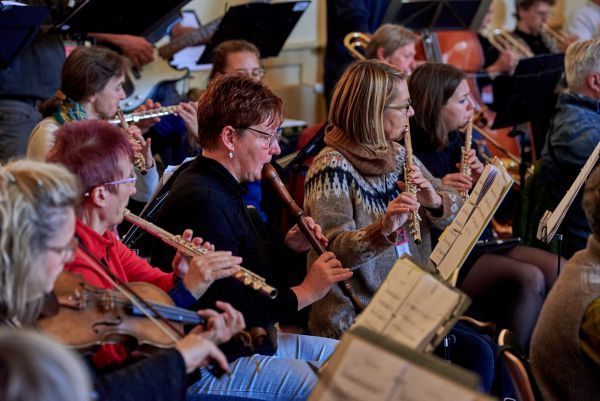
[188,333,338,401]
[0,100,42,162]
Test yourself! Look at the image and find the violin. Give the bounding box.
[38,271,205,354]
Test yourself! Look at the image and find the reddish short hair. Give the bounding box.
[46,120,134,194]
[197,74,284,151]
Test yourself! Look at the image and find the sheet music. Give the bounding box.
[353,257,466,351]
[431,159,513,282]
[309,332,494,401]
[536,141,600,243]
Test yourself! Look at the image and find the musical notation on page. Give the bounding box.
[430,158,513,283]
[537,141,600,243]
[353,257,469,352]
[309,329,494,401]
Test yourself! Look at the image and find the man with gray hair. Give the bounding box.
[530,165,600,400]
[540,37,600,258]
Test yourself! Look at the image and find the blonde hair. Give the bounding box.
[0,160,80,324]
[564,38,600,93]
[328,59,407,150]
[0,329,91,401]
[365,24,418,60]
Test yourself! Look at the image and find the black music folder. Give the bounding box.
[54,0,191,38]
[383,0,492,31]
[382,0,491,62]
[197,1,310,63]
[492,53,565,129]
[0,2,50,69]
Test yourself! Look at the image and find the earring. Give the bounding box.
[228,150,234,159]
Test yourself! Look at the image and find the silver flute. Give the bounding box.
[122,209,278,299]
[109,106,178,125]
[403,124,422,245]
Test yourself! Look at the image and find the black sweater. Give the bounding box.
[152,155,299,354]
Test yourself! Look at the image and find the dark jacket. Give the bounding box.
[152,155,300,355]
[541,92,600,257]
[323,0,389,103]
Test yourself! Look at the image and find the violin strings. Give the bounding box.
[82,288,201,322]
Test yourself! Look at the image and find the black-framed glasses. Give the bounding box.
[244,126,283,148]
[386,99,412,115]
[48,237,78,262]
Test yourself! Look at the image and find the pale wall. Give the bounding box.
[175,0,579,126]
[179,0,327,123]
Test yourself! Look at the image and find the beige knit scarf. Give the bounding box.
[324,125,396,176]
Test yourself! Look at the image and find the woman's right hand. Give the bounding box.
[441,172,474,192]
[293,252,353,310]
[175,331,228,374]
[381,192,419,237]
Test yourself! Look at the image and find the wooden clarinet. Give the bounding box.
[117,109,147,176]
[460,114,474,201]
[261,163,365,313]
[122,209,278,299]
[403,125,422,245]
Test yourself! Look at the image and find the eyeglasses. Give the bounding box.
[48,237,78,262]
[102,175,137,187]
[244,126,283,148]
[234,68,265,80]
[386,99,412,115]
[84,173,137,197]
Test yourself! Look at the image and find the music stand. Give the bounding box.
[491,53,564,197]
[0,2,50,69]
[197,1,310,63]
[382,0,491,60]
[492,54,564,130]
[54,0,191,38]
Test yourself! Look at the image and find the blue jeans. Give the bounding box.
[0,100,42,162]
[188,333,337,401]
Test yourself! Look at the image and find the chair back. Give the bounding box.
[497,329,541,401]
[279,123,325,231]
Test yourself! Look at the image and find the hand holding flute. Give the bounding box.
[116,109,152,175]
[172,229,243,299]
[123,209,278,298]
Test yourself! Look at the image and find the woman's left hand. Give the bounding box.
[177,101,198,139]
[466,149,484,182]
[172,229,215,278]
[398,164,442,209]
[285,216,328,253]
[196,301,246,345]
[127,125,153,169]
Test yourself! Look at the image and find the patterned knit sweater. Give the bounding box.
[304,143,462,338]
